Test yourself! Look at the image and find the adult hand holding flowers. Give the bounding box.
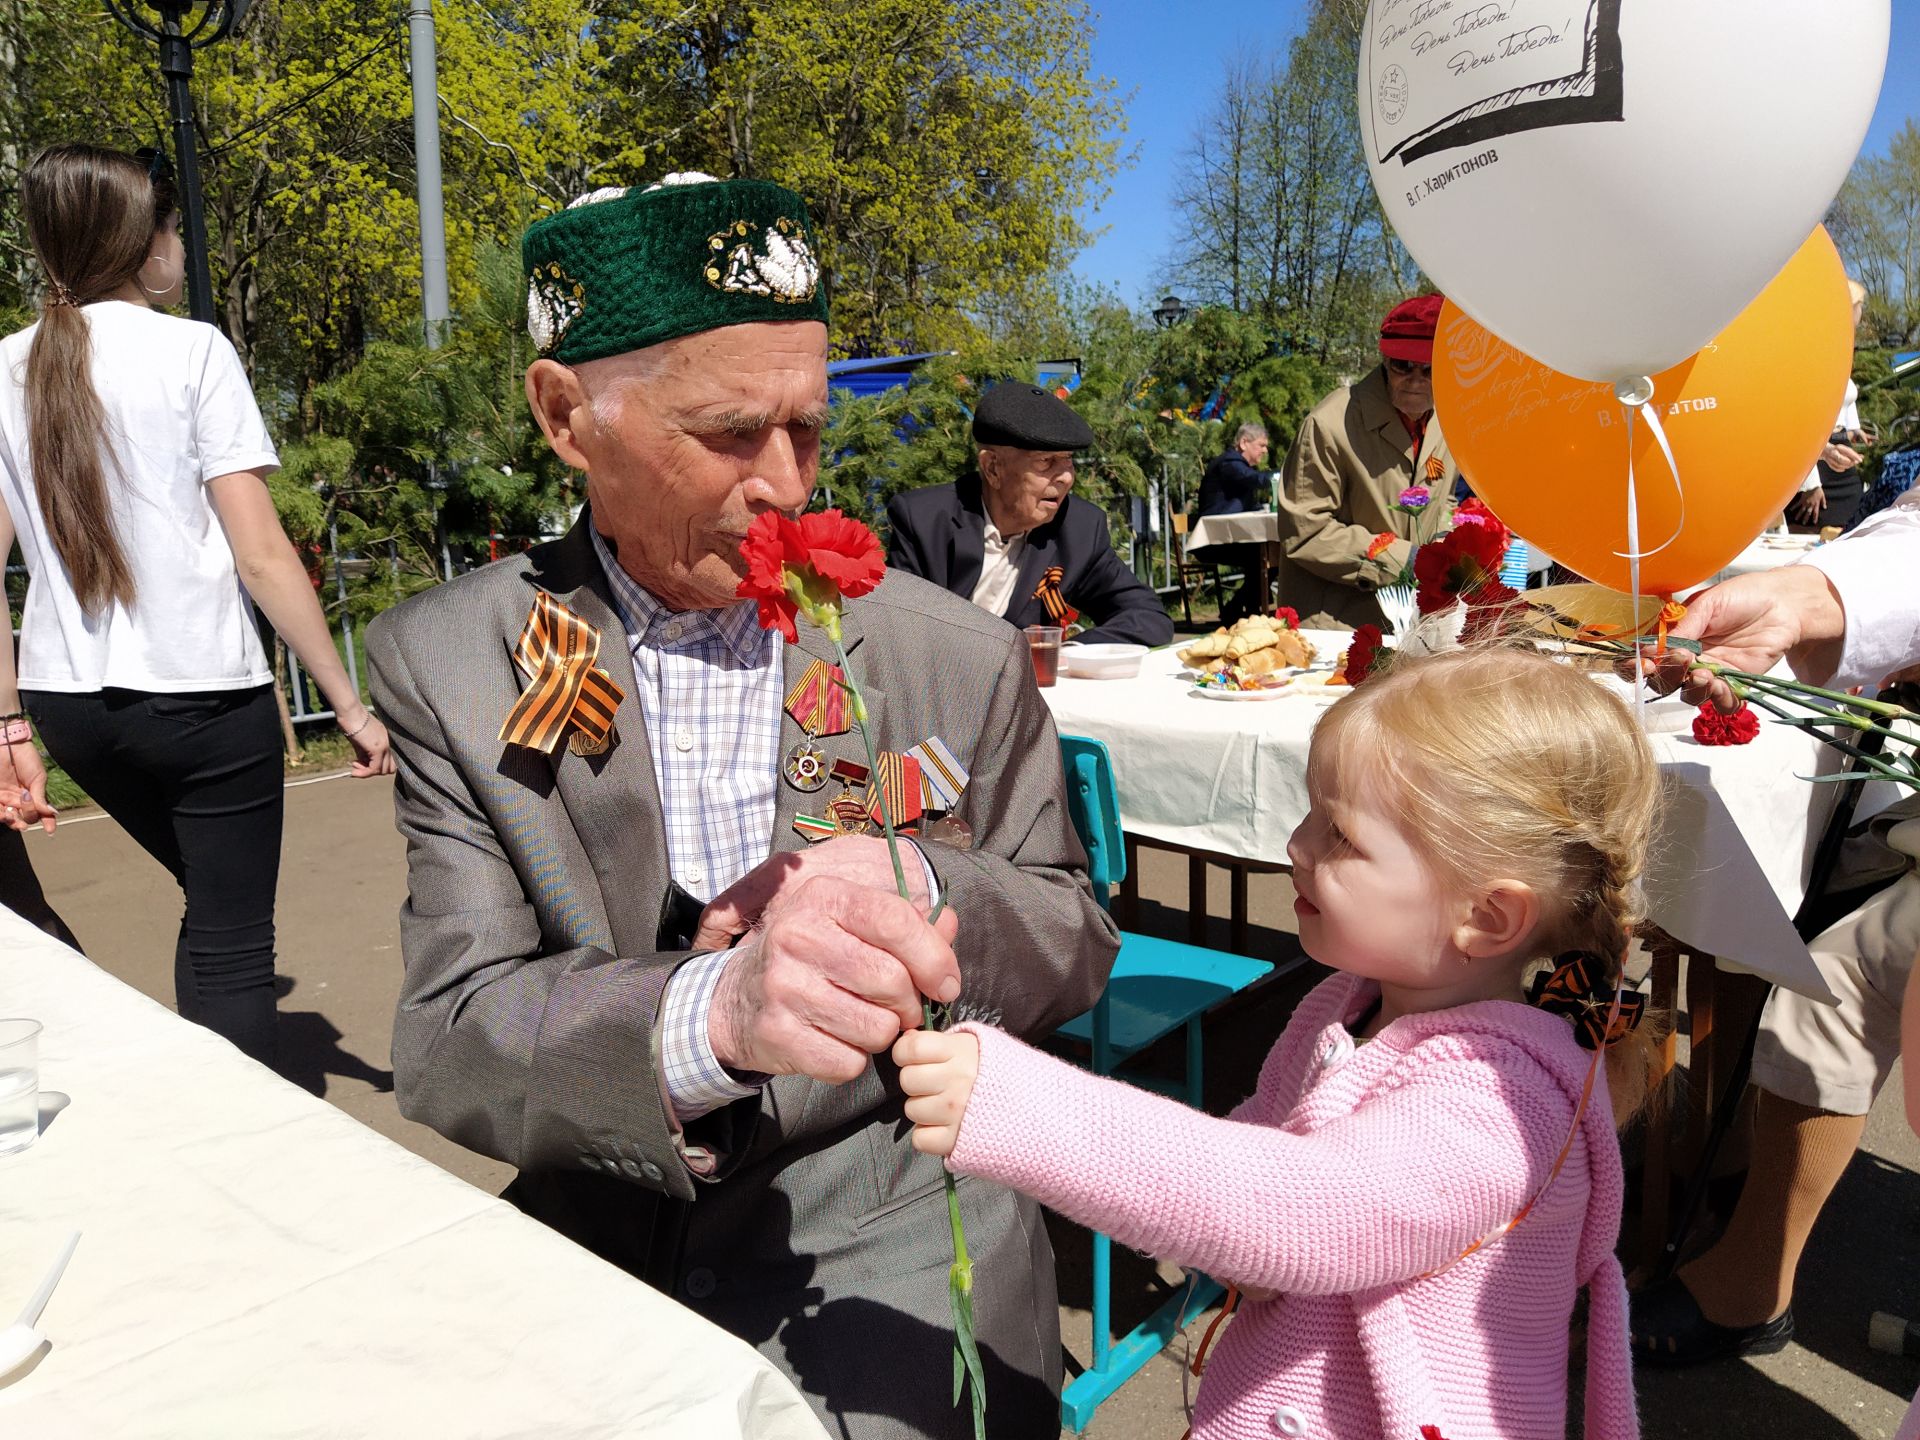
[692,834,937,951]
[709,886,960,1082]
[1638,565,1847,712]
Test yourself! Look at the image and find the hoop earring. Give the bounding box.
[139,257,174,298]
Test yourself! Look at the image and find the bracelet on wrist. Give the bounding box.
[1,718,32,745]
[340,711,376,741]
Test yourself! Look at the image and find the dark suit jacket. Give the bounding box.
[1197,449,1267,516]
[885,476,1174,648]
[366,516,1117,1439]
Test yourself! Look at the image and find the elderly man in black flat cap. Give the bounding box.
[886,382,1174,647]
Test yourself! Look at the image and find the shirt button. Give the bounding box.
[1272,1406,1308,1436]
[684,1268,718,1300]
[684,866,705,889]
[641,1160,663,1183]
[675,729,694,753]
[663,621,683,643]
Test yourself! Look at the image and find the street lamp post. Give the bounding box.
[1152,293,1191,329]
[103,0,251,325]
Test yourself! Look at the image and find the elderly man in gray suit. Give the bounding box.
[366,176,1115,1438]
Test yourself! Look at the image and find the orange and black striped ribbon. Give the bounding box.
[865,751,924,828]
[498,591,624,754]
[783,658,850,736]
[1032,567,1080,627]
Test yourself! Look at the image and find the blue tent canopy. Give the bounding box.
[826,352,952,401]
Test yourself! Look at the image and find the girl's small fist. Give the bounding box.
[891,1028,981,1158]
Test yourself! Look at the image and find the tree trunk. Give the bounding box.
[271,635,300,764]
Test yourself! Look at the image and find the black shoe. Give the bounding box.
[1630,1277,1794,1368]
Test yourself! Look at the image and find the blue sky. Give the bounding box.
[1071,1,1920,308]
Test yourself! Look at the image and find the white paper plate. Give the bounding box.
[1191,683,1294,701]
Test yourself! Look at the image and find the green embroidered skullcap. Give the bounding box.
[522,173,828,364]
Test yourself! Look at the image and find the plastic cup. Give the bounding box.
[1025,625,1063,687]
[0,1020,41,1156]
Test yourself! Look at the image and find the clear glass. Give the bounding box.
[1024,625,1063,688]
[0,1019,40,1156]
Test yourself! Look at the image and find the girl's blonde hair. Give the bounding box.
[1310,647,1664,1122]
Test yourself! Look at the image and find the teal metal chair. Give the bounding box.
[1054,734,1273,1432]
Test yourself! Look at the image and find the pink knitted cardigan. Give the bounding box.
[948,972,1638,1440]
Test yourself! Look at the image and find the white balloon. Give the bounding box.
[1359,0,1890,384]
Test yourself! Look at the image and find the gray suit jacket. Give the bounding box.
[367,517,1118,1439]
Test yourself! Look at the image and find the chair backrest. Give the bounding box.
[1058,735,1127,907]
[1170,511,1190,537]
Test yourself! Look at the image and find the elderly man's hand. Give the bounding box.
[693,835,933,950]
[707,876,961,1083]
[1640,566,1845,712]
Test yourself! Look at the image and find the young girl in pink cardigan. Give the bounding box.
[896,648,1661,1440]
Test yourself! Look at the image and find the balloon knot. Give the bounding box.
[1613,375,1656,407]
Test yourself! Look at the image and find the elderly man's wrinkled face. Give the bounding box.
[979,445,1075,537]
[1384,357,1433,420]
[528,321,829,611]
[1237,433,1269,467]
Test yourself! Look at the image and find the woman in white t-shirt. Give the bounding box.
[0,143,393,1063]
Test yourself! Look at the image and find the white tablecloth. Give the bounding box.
[1042,637,1837,1002]
[1702,534,1824,586]
[1186,511,1280,557]
[0,909,830,1440]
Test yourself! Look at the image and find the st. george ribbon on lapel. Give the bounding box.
[1032,565,1079,628]
[499,591,626,757]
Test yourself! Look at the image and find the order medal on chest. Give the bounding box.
[783,657,974,847]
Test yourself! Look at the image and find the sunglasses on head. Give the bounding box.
[135,145,173,183]
[1385,358,1432,378]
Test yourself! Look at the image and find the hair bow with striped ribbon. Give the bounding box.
[499,591,625,756]
[1032,567,1079,628]
[1527,952,1644,1051]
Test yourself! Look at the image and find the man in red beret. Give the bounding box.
[1275,294,1461,629]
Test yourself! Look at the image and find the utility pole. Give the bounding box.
[406,0,450,348]
[406,0,454,578]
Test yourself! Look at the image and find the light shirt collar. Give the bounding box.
[589,526,768,666]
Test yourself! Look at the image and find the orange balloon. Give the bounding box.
[1434,228,1855,595]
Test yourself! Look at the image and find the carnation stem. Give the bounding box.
[830,635,984,1436]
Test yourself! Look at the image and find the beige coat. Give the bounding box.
[1276,365,1459,630]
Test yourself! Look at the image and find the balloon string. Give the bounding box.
[1612,398,1686,565]
[1624,401,1646,724]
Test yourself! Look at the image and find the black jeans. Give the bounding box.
[24,685,283,1062]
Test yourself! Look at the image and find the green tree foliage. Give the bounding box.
[818,303,1337,554]
[1,0,1125,595]
[1162,0,1412,368]
[589,0,1125,353]
[1831,118,1920,348]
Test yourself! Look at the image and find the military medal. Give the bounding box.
[793,813,837,844]
[826,758,873,835]
[921,814,973,848]
[783,739,827,792]
[905,737,968,813]
[782,659,851,794]
[866,752,924,829]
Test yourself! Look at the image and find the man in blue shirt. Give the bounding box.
[1194,422,1270,621]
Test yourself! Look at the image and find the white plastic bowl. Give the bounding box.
[1059,643,1148,680]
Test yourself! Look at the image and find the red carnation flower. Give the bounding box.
[1450,496,1510,544]
[1366,532,1397,561]
[1413,517,1511,614]
[1344,623,1384,686]
[1274,606,1300,630]
[736,508,886,642]
[1692,702,1761,746]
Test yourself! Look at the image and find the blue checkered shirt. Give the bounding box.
[591,529,781,1121]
